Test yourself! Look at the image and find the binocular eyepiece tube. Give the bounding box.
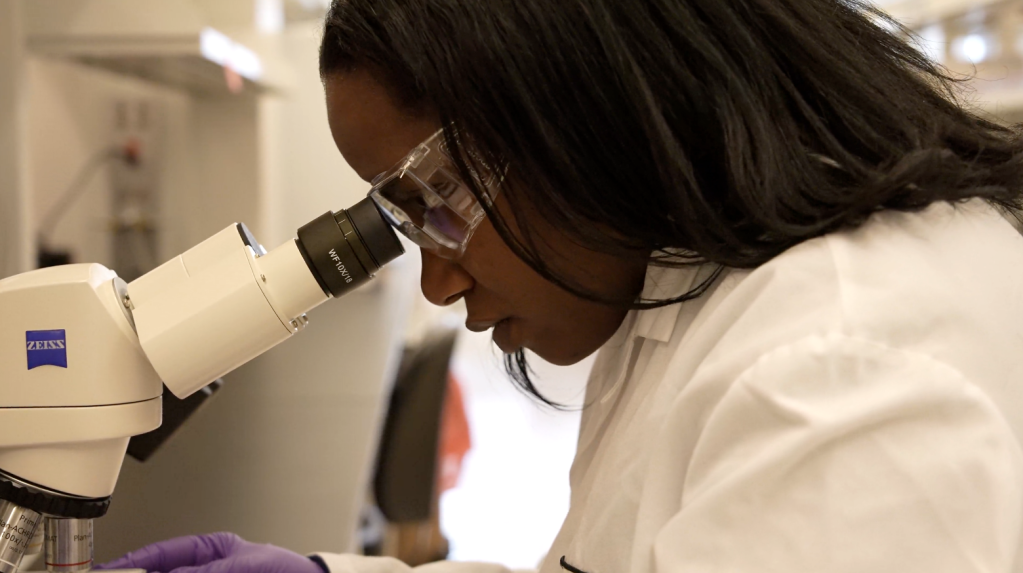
[126,196,405,399]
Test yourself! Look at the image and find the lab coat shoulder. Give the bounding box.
[662,200,1023,424]
[647,332,1023,572]
[632,201,1023,572]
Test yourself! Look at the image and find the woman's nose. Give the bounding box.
[420,250,474,306]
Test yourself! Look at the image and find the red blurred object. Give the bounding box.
[437,374,471,492]
[122,137,142,166]
[223,66,244,94]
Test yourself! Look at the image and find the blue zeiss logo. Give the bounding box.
[26,330,67,370]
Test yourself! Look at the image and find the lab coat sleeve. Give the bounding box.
[312,553,533,573]
[654,333,1023,573]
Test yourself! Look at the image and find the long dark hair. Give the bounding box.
[320,0,1023,404]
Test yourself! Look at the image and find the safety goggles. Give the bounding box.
[368,129,504,258]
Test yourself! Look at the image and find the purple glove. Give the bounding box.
[96,533,327,573]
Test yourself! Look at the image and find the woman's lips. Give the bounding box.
[465,317,518,352]
[465,317,508,333]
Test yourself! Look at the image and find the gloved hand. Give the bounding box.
[96,532,327,573]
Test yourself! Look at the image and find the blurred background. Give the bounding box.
[0,0,1018,570]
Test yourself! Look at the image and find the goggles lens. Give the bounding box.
[369,129,500,257]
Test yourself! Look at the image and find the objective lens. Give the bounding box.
[0,501,41,573]
[43,519,92,573]
[296,197,404,298]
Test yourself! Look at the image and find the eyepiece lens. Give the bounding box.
[296,199,404,298]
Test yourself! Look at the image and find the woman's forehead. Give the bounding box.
[324,71,439,182]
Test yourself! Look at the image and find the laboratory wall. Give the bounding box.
[27,57,193,268]
[0,0,32,277]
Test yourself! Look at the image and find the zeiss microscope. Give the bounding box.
[0,199,403,573]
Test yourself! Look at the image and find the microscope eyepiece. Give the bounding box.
[347,197,405,268]
[296,197,405,298]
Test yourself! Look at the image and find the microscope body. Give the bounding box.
[0,264,163,573]
[0,264,161,573]
[0,199,403,573]
[0,264,162,499]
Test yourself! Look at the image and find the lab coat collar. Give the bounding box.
[633,264,705,343]
[588,264,706,408]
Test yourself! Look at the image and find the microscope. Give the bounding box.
[0,199,404,573]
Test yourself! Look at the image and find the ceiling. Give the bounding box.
[874,0,1004,25]
[283,0,330,24]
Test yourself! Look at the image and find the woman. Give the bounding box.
[102,0,1023,571]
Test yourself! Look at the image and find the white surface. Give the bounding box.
[317,201,1023,573]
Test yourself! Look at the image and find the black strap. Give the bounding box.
[560,556,591,573]
[308,555,330,573]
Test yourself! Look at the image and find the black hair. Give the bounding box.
[320,0,1023,406]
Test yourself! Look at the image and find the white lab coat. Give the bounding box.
[318,200,1023,573]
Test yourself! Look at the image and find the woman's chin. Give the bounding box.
[534,349,591,367]
[492,318,520,354]
[491,319,600,366]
